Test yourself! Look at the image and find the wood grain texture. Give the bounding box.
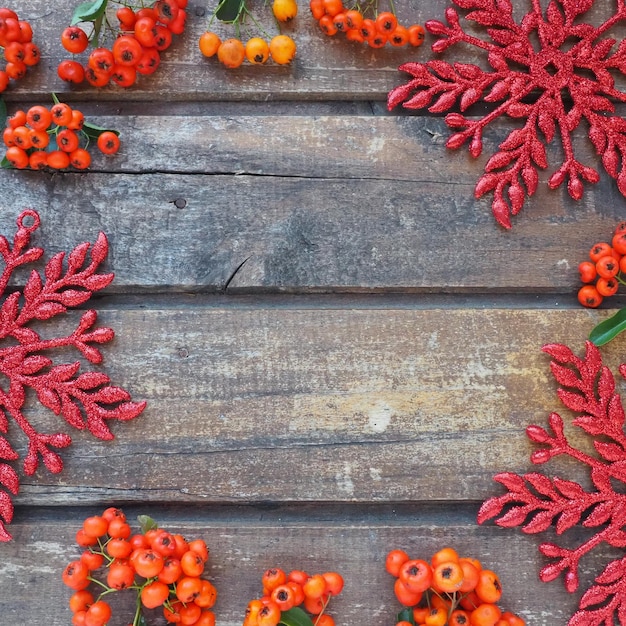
[5,67,626,293]
[7,0,624,102]
[1,503,605,625]
[0,114,623,293]
[11,306,623,506]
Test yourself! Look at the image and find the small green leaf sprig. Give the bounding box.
[66,0,110,48]
[589,309,626,346]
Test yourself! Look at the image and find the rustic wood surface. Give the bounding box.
[2,1,626,625]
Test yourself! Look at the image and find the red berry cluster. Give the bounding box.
[3,101,120,171]
[577,222,626,308]
[243,567,344,626]
[309,0,425,48]
[62,508,217,626]
[58,0,187,88]
[0,7,40,92]
[386,547,525,626]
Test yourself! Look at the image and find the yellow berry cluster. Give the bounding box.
[199,0,297,67]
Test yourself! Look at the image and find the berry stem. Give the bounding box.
[88,575,112,592]
[312,595,331,626]
[132,589,143,626]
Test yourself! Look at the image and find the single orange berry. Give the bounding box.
[450,609,472,626]
[271,583,296,611]
[28,150,49,170]
[272,0,298,21]
[389,24,409,47]
[50,102,74,126]
[322,0,343,16]
[431,546,460,568]
[375,11,397,33]
[424,607,447,626]
[217,38,245,68]
[345,9,363,29]
[97,131,121,155]
[589,242,612,262]
[309,0,325,20]
[596,254,619,278]
[82,515,108,538]
[475,570,502,604]
[398,558,433,593]
[578,260,597,283]
[322,571,343,596]
[596,276,619,297]
[303,573,326,599]
[470,602,501,626]
[141,580,170,609]
[245,37,270,64]
[432,560,464,593]
[262,568,287,592]
[393,578,422,607]
[578,284,603,308]
[269,34,296,64]
[408,23,425,46]
[199,31,221,57]
[459,558,481,593]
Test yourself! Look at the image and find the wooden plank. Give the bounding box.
[0,133,619,292]
[1,106,619,291]
[7,0,623,102]
[1,113,599,180]
[12,306,621,506]
[1,503,592,625]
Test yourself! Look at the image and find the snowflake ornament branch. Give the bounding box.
[478,341,626,625]
[0,210,146,542]
[387,0,626,229]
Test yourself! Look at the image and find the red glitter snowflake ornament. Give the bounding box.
[387,0,626,229]
[0,210,146,542]
[478,341,626,625]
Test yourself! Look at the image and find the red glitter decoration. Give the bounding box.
[478,341,626,625]
[387,0,626,229]
[0,210,146,542]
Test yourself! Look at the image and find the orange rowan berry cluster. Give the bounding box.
[577,222,626,308]
[62,508,217,626]
[309,0,424,48]
[3,101,120,171]
[57,0,187,88]
[243,567,344,626]
[386,547,525,626]
[0,7,40,92]
[199,0,297,67]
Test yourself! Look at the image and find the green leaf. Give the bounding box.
[215,0,245,22]
[396,607,416,625]
[71,0,108,25]
[279,607,315,626]
[589,307,626,346]
[1,156,13,169]
[137,614,148,626]
[82,121,120,140]
[137,515,158,533]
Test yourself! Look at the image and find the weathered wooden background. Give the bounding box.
[2,1,626,624]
